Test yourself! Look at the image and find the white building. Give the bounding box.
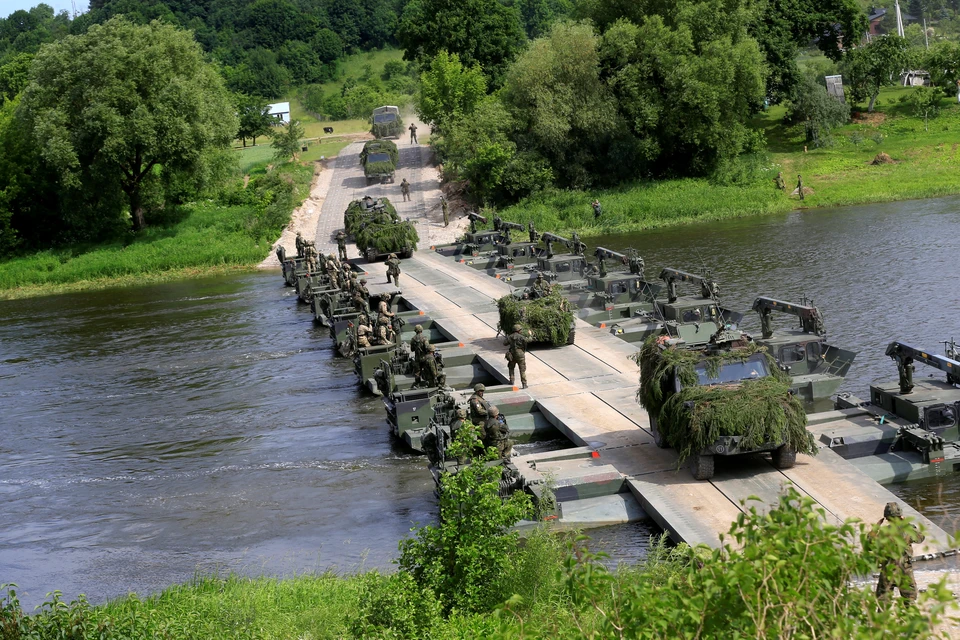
[267,101,291,124]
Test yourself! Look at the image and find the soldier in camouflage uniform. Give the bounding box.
[504,323,531,388]
[377,295,395,325]
[527,221,538,244]
[483,405,512,459]
[774,171,786,192]
[296,231,304,258]
[872,502,925,604]
[385,253,401,286]
[401,178,411,202]
[376,318,396,345]
[531,272,550,298]
[421,343,441,387]
[468,383,490,425]
[353,278,370,314]
[441,196,449,227]
[355,319,373,348]
[450,405,467,442]
[410,324,429,387]
[336,230,348,261]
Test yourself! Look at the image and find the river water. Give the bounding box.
[2,196,960,607]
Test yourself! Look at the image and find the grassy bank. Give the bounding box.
[0,162,314,300]
[499,85,960,236]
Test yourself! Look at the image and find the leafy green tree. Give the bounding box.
[241,0,315,49]
[18,17,238,232]
[922,40,960,93]
[903,85,942,130]
[272,119,305,161]
[312,27,343,63]
[236,94,274,147]
[0,53,33,102]
[398,421,532,614]
[226,47,291,98]
[416,51,487,133]
[842,35,910,112]
[278,40,322,84]
[785,76,850,146]
[397,0,526,86]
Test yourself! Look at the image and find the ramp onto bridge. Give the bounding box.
[398,252,955,555]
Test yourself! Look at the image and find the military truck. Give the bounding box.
[496,285,576,347]
[360,139,398,184]
[636,330,817,481]
[751,296,857,401]
[371,105,402,139]
[342,197,418,262]
[344,196,398,236]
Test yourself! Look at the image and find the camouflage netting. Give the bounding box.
[344,198,399,235]
[355,221,419,256]
[633,337,816,462]
[360,140,399,165]
[497,288,574,347]
[364,160,396,177]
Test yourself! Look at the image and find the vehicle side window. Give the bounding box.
[610,281,626,294]
[779,344,806,363]
[682,308,704,322]
[805,341,822,365]
[556,262,571,273]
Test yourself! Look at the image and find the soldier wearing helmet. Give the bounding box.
[468,383,490,424]
[871,501,925,603]
[295,231,304,257]
[482,405,512,459]
[504,322,532,389]
[421,342,441,388]
[385,253,401,286]
[450,405,468,441]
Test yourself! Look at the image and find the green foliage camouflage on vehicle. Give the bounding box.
[497,287,573,347]
[354,221,419,257]
[634,337,816,462]
[360,139,399,165]
[343,197,399,235]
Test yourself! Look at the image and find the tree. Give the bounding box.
[312,28,343,63]
[227,47,291,98]
[0,53,33,102]
[842,35,910,112]
[241,0,316,49]
[785,76,850,145]
[17,17,238,232]
[272,119,305,161]
[236,94,274,147]
[415,51,487,133]
[397,0,526,86]
[278,40,322,84]
[903,85,942,130]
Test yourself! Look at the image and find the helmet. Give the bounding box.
[455,406,467,418]
[427,343,435,351]
[415,325,423,333]
[360,278,367,284]
[884,502,902,519]
[328,254,336,260]
[389,253,397,259]
[474,383,485,393]
[489,405,500,417]
[296,231,302,236]
[513,323,522,332]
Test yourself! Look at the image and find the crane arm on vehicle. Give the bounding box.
[467,212,488,234]
[886,341,960,394]
[751,296,826,338]
[659,268,720,303]
[540,232,586,258]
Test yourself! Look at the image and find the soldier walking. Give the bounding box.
[441,195,449,227]
[774,171,786,192]
[409,123,418,144]
[385,253,401,286]
[871,502,925,604]
[797,174,804,201]
[336,230,348,261]
[504,323,531,389]
[400,178,411,202]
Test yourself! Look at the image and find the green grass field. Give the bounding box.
[502,85,960,236]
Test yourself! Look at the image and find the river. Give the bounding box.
[2,196,960,607]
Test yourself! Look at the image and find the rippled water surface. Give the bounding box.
[4,196,960,607]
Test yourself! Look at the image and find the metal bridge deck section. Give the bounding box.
[395,252,953,554]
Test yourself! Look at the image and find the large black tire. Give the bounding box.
[690,454,715,481]
[566,325,576,345]
[402,247,413,259]
[772,445,797,469]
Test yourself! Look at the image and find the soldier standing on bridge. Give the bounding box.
[400,178,411,202]
[409,123,418,144]
[871,502,925,604]
[441,196,449,227]
[504,323,531,389]
[336,230,348,261]
[385,253,401,286]
[353,278,370,314]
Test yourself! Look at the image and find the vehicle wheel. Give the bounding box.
[365,248,377,263]
[402,248,413,259]
[566,326,576,345]
[653,428,669,449]
[689,454,715,481]
[772,445,797,469]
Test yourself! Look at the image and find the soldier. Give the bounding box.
[504,323,531,389]
[483,405,512,459]
[441,195,449,227]
[296,231,304,258]
[401,178,411,202]
[355,319,373,348]
[410,324,429,386]
[409,122,418,144]
[531,272,550,298]
[336,230,348,261]
[353,278,370,314]
[571,231,586,256]
[450,405,467,442]
[872,502,925,604]
[527,221,538,244]
[797,174,804,201]
[377,295,395,325]
[468,383,490,424]
[421,343,440,387]
[385,253,401,286]
[377,319,396,345]
[774,171,786,192]
[592,199,602,220]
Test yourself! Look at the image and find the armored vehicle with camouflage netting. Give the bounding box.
[635,329,818,481]
[342,196,418,262]
[371,105,402,139]
[360,139,398,184]
[343,196,398,236]
[497,284,576,347]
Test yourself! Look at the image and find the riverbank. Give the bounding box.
[0,162,313,301]
[499,85,960,237]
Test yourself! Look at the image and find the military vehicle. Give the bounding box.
[371,105,402,139]
[360,139,397,184]
[342,197,417,262]
[433,213,507,257]
[367,343,501,396]
[453,219,542,272]
[812,340,960,483]
[497,285,576,347]
[275,245,307,287]
[637,330,817,481]
[609,268,742,346]
[344,196,398,236]
[750,297,857,401]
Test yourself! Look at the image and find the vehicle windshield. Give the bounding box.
[694,357,769,386]
[367,153,391,163]
[373,113,397,124]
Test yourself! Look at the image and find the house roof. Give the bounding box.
[267,102,291,115]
